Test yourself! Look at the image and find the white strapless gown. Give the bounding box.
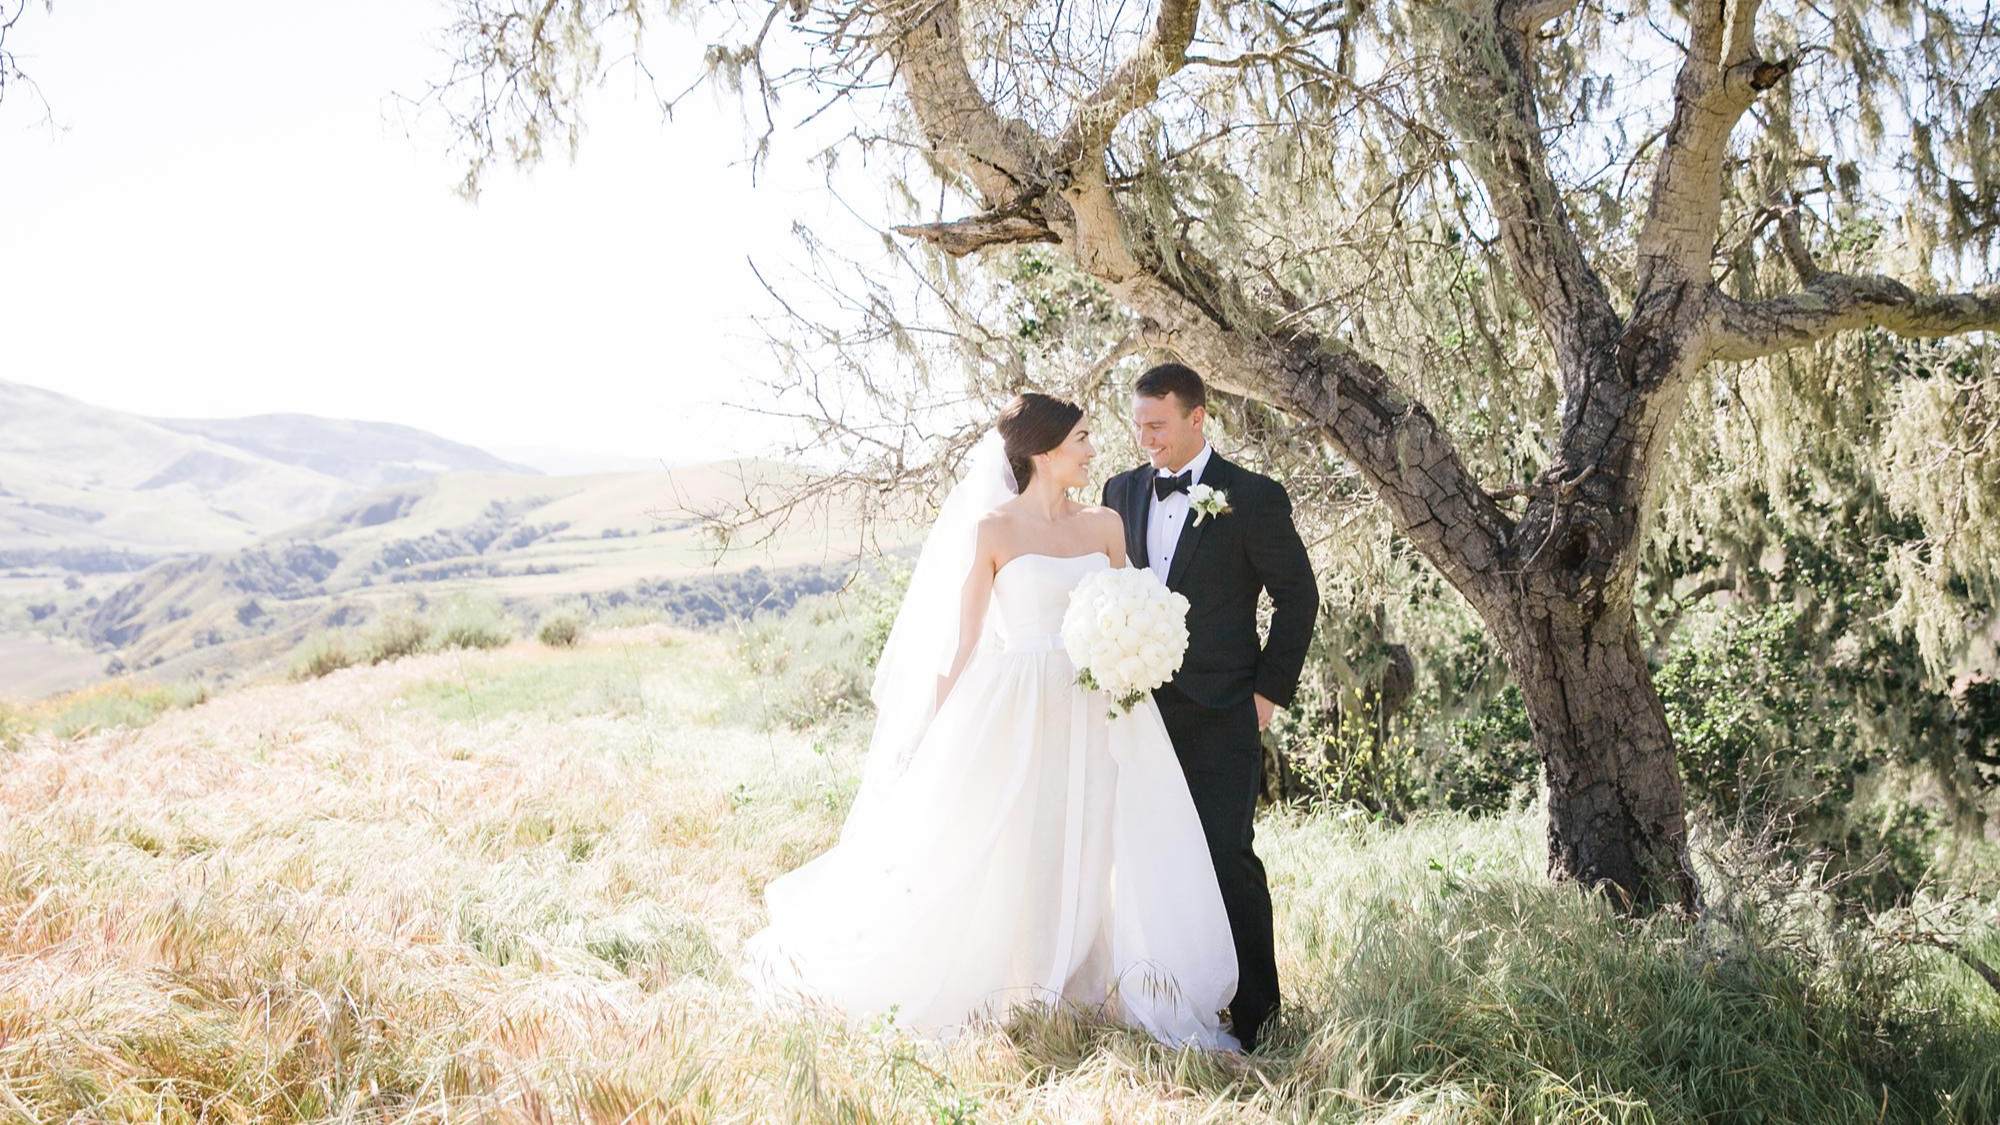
[740,552,1240,1049]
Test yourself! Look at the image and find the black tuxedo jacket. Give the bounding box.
[1102,453,1318,711]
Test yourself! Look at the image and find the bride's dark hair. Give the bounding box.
[997,392,1085,488]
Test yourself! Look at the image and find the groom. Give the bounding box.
[1103,363,1318,1052]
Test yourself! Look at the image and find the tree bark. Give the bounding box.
[1490,576,1698,911]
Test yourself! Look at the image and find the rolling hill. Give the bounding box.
[0,378,542,564]
[4,459,911,696]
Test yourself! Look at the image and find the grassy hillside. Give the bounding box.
[0,380,357,560]
[2,623,1996,1122]
[1,460,916,701]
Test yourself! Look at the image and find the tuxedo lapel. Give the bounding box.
[1164,454,1233,591]
[1125,468,1152,569]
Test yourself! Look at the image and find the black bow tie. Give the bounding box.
[1153,471,1193,500]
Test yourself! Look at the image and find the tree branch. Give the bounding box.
[1071,230,1516,597]
[1633,0,1790,291]
[893,208,1059,255]
[1773,204,1822,284]
[1431,0,1619,386]
[1709,275,2000,362]
[1050,0,1202,171]
[884,0,1513,600]
[884,0,1047,208]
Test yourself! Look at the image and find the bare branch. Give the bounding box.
[1500,0,1576,34]
[1429,0,1618,385]
[1083,321,1171,383]
[1709,275,2000,362]
[1050,0,1202,171]
[1773,205,1821,284]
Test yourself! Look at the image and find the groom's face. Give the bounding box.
[1131,393,1205,472]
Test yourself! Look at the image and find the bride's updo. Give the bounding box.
[997,392,1084,488]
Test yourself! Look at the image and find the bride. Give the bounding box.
[740,392,1240,1050]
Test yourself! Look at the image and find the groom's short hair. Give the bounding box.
[1134,363,1207,414]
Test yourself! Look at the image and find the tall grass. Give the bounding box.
[1,625,1995,1123]
[1,676,212,745]
[291,599,519,683]
[731,575,902,731]
[432,595,515,651]
[290,631,358,681]
[0,698,26,751]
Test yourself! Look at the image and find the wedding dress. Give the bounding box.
[740,549,1240,1050]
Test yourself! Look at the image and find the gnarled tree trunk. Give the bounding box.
[1489,588,1696,910]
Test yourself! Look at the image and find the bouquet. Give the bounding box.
[1060,567,1190,717]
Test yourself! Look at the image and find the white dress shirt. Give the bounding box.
[1146,442,1213,583]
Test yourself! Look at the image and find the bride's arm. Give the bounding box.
[936,516,1001,707]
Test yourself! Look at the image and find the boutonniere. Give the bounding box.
[1188,483,1233,525]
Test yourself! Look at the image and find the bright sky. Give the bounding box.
[0,0,874,469]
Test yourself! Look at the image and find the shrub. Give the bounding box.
[291,632,357,681]
[434,597,515,651]
[538,614,584,648]
[731,569,906,731]
[363,612,434,664]
[1427,683,1541,815]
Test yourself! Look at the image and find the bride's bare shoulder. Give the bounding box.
[1072,504,1124,529]
[975,505,1023,549]
[980,502,1023,528]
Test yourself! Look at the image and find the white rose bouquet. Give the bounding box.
[1060,567,1191,717]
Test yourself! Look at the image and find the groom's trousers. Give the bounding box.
[1153,682,1280,1046]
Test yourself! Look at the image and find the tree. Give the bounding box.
[431,0,2000,911]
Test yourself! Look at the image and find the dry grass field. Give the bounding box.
[2,623,1997,1123]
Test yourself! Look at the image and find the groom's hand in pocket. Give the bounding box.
[1254,693,1276,731]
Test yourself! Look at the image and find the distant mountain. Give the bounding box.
[0,379,352,559]
[0,379,540,563]
[24,460,900,692]
[151,413,542,488]
[488,444,679,476]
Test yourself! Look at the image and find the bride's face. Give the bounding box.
[1034,419,1097,490]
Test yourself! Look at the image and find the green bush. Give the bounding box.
[1428,683,1541,815]
[538,614,584,648]
[1654,601,1969,900]
[363,612,434,665]
[731,568,905,731]
[291,632,357,681]
[434,597,515,651]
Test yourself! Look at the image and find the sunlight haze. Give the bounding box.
[1,0,861,469]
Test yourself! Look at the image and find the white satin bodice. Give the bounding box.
[989,551,1111,652]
